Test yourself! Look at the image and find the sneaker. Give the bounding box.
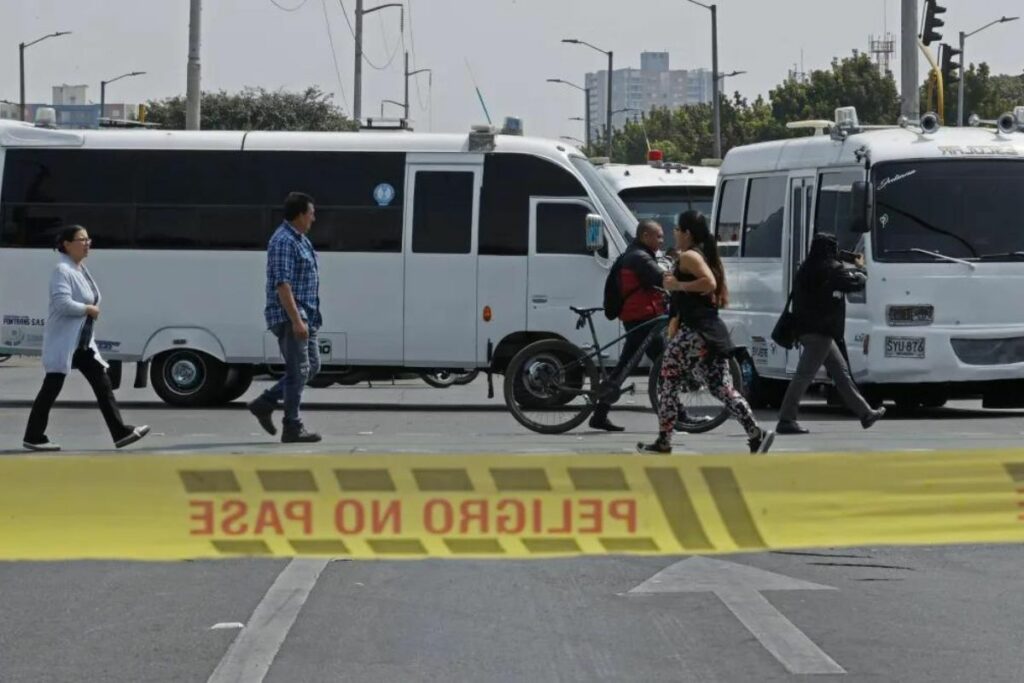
[589,414,625,432]
[861,407,886,430]
[776,420,810,435]
[748,428,775,454]
[23,439,61,452]
[282,424,322,443]
[115,425,151,449]
[636,438,672,454]
[248,398,277,436]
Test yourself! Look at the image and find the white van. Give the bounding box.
[712,107,1024,409]
[0,121,635,405]
[594,152,719,251]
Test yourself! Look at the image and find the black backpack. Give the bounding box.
[602,253,641,321]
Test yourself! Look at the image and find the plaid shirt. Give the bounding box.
[264,221,322,329]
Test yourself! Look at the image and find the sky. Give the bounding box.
[3,0,1023,139]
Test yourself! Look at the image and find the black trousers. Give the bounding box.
[595,319,666,412]
[24,348,130,443]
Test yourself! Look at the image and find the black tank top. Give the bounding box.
[670,249,718,324]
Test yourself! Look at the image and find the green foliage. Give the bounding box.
[144,86,357,131]
[921,62,1024,125]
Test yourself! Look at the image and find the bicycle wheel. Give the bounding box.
[647,354,741,434]
[504,339,600,434]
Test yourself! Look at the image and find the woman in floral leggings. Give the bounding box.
[638,211,775,455]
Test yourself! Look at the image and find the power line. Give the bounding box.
[268,0,311,11]
[320,0,350,113]
[406,0,428,110]
[336,0,400,71]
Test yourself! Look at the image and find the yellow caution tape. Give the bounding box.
[1,450,1023,560]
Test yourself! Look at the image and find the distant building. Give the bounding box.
[585,52,714,140]
[7,85,142,128]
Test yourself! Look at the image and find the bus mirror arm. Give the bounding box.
[850,180,872,233]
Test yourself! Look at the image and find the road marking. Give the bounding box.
[207,559,328,683]
[210,622,244,630]
[628,557,845,675]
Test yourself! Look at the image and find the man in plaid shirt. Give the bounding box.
[248,192,323,443]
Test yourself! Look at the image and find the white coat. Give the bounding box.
[40,254,107,374]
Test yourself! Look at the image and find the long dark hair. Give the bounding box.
[55,225,86,254]
[678,210,729,307]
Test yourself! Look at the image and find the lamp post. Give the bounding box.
[547,78,591,149]
[683,0,721,158]
[560,135,585,146]
[562,39,613,157]
[958,16,1018,126]
[19,31,72,122]
[100,71,145,123]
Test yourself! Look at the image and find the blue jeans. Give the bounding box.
[259,322,321,425]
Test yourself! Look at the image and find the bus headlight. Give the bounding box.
[887,305,934,326]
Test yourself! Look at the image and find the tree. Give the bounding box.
[144,86,357,131]
[922,62,1024,125]
[770,53,900,125]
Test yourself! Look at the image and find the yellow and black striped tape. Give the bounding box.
[1,450,1023,560]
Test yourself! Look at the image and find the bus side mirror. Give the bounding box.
[850,181,871,233]
[585,213,606,252]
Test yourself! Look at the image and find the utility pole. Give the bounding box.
[901,0,919,120]
[18,31,72,122]
[605,50,613,158]
[186,0,202,130]
[353,0,363,124]
[404,51,431,124]
[710,4,721,159]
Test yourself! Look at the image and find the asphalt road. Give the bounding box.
[1,357,1023,682]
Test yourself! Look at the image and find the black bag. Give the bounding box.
[602,253,640,321]
[771,290,798,349]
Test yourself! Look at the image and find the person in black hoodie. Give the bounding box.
[776,232,885,435]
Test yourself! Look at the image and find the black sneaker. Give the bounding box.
[282,424,322,443]
[748,428,775,454]
[248,398,277,435]
[589,414,625,432]
[861,407,886,430]
[23,439,61,452]
[636,438,672,454]
[115,425,151,449]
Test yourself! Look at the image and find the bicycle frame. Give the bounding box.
[578,312,670,396]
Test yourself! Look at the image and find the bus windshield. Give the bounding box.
[872,160,1024,262]
[569,156,640,242]
[617,187,714,250]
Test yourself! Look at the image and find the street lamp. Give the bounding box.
[560,135,585,147]
[19,31,72,122]
[683,0,721,158]
[380,99,404,117]
[562,39,613,157]
[100,71,145,122]
[958,16,1019,126]
[547,78,591,148]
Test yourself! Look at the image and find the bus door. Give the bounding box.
[785,174,815,375]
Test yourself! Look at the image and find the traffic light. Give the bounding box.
[921,0,946,46]
[940,43,962,84]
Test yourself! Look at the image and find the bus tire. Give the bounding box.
[219,365,254,403]
[151,349,228,407]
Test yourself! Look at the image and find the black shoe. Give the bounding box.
[861,407,886,430]
[115,425,150,449]
[776,420,810,435]
[748,428,775,454]
[23,438,60,452]
[248,399,277,436]
[282,424,322,443]
[589,414,625,432]
[637,438,672,454]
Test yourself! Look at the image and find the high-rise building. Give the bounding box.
[584,52,713,142]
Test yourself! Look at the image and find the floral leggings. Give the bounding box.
[657,325,760,440]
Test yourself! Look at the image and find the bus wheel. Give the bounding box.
[219,366,254,404]
[151,350,228,407]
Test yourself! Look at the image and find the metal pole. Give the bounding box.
[584,86,591,150]
[957,31,966,126]
[19,43,25,122]
[711,4,721,159]
[606,51,613,158]
[354,0,364,124]
[100,81,106,121]
[186,0,202,130]
[403,51,410,122]
[901,0,919,120]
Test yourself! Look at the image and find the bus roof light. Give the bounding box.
[648,149,664,166]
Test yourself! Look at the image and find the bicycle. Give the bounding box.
[503,306,743,435]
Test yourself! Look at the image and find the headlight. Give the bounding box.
[887,305,934,326]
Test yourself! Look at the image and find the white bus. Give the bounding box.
[594,152,719,251]
[0,120,635,406]
[712,107,1024,409]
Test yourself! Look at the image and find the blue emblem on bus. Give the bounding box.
[373,183,396,207]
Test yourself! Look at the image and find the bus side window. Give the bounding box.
[815,170,863,251]
[741,176,786,258]
[715,178,745,257]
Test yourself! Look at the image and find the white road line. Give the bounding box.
[207,559,329,683]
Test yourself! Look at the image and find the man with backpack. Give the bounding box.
[592,220,670,432]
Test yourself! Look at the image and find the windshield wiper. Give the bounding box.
[876,201,980,258]
[884,248,977,269]
[977,251,1024,261]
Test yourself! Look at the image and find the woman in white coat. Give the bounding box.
[22,226,149,451]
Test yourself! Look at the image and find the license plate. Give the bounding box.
[885,336,926,359]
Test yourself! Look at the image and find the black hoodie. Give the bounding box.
[791,234,866,341]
